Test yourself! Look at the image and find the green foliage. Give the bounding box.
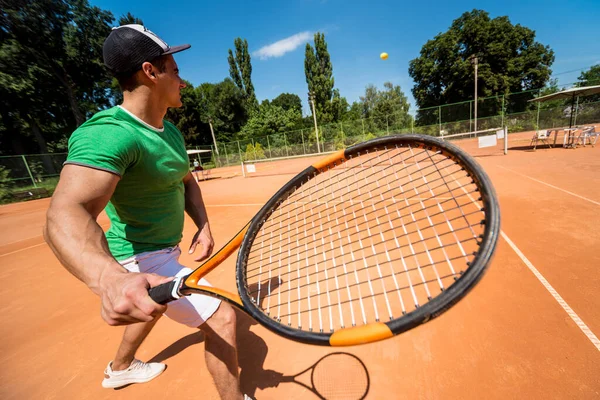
[197,79,248,142]
[305,33,338,124]
[0,166,11,201]
[0,0,119,155]
[409,9,554,125]
[578,64,600,103]
[240,103,302,139]
[360,82,413,132]
[228,38,258,114]
[243,143,266,161]
[118,12,143,25]
[271,93,303,113]
[166,80,208,144]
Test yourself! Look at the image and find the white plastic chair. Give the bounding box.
[580,126,598,147]
[531,130,552,150]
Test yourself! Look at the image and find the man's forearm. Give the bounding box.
[184,179,210,231]
[44,201,126,295]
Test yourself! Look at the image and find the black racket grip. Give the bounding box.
[148,278,181,305]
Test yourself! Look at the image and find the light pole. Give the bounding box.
[470,55,478,132]
[208,117,219,156]
[308,92,320,153]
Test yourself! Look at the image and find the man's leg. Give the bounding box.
[199,302,243,400]
[112,315,161,370]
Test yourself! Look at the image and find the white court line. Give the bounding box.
[501,231,600,352]
[0,242,47,258]
[498,166,600,206]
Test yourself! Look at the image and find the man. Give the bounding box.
[44,24,246,400]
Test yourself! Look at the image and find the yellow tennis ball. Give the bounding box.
[380,52,388,60]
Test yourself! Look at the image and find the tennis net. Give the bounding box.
[441,127,508,157]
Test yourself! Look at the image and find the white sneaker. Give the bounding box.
[102,359,166,388]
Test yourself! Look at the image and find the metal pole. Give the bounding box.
[438,106,441,135]
[504,126,508,155]
[411,117,414,133]
[237,140,242,162]
[474,62,478,132]
[301,130,306,154]
[22,155,37,188]
[208,119,219,155]
[284,133,289,157]
[501,95,505,129]
[309,93,320,153]
[574,96,580,126]
[386,115,389,134]
[470,101,472,132]
[536,100,541,129]
[361,119,365,136]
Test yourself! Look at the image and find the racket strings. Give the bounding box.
[246,196,482,273]
[245,171,479,266]
[250,151,466,242]
[245,144,486,332]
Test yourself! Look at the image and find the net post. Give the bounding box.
[504,126,508,155]
[241,160,246,178]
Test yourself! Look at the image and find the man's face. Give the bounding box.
[155,55,186,108]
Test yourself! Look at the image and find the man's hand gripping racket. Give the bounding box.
[149,134,500,346]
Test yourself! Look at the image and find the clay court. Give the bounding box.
[1,131,599,399]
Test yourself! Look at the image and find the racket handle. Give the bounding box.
[148,277,183,305]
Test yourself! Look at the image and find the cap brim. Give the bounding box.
[163,44,191,55]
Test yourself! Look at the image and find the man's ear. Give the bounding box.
[141,62,157,80]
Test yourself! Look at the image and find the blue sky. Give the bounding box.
[91,0,600,116]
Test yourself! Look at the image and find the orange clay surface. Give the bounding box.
[1,134,599,399]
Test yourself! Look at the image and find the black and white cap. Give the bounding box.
[103,24,191,75]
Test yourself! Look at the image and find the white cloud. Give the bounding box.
[254,31,312,60]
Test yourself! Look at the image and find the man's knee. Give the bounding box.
[203,302,237,333]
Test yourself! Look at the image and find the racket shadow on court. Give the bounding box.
[237,279,370,400]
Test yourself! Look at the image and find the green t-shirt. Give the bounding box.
[65,106,189,260]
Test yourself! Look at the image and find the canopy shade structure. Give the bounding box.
[186,149,212,155]
[528,85,600,127]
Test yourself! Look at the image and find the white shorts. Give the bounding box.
[119,246,221,328]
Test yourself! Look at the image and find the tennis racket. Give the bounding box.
[149,134,500,346]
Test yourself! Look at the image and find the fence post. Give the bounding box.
[284,133,289,157]
[470,101,473,132]
[22,155,37,188]
[386,115,389,134]
[267,136,272,158]
[411,117,414,133]
[501,95,505,129]
[438,106,442,135]
[361,119,365,135]
[237,141,242,162]
[301,130,306,155]
[224,144,229,166]
[574,96,579,126]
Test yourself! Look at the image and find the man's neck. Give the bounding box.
[121,90,166,129]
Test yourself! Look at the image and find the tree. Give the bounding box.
[360,83,413,132]
[239,103,302,139]
[227,38,258,114]
[118,12,143,25]
[409,9,554,124]
[197,79,248,142]
[577,64,600,103]
[165,80,207,144]
[271,93,302,113]
[304,32,336,123]
[0,0,116,157]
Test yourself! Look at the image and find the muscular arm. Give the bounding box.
[183,172,214,261]
[44,165,170,325]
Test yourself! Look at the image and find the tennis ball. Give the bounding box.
[380,52,388,60]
